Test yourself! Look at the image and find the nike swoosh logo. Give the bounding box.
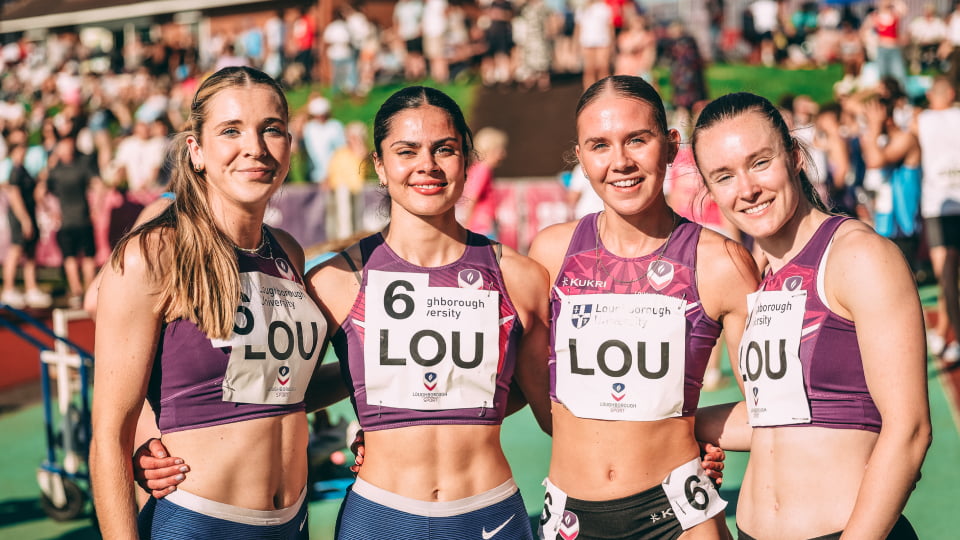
[482,514,515,539]
[300,513,307,531]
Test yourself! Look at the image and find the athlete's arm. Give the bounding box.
[90,232,165,537]
[827,223,931,538]
[692,233,759,453]
[500,247,553,435]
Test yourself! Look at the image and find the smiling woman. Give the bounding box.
[306,86,553,540]
[89,67,335,539]
[692,92,930,539]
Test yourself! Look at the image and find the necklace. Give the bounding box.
[231,225,273,259]
[594,211,679,285]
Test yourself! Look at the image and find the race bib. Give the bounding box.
[218,271,326,405]
[538,477,570,540]
[554,290,686,421]
[661,457,727,530]
[740,288,810,426]
[363,270,500,410]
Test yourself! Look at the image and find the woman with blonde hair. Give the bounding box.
[91,66,339,538]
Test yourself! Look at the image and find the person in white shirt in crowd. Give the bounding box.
[576,0,614,90]
[915,76,960,363]
[324,9,358,96]
[908,2,946,73]
[422,0,450,83]
[394,0,427,81]
[301,96,346,188]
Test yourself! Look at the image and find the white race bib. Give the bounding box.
[218,272,326,405]
[661,457,727,530]
[554,290,686,421]
[740,288,811,426]
[363,270,500,410]
[538,477,570,540]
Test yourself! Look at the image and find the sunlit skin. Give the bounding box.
[575,95,679,235]
[694,111,807,257]
[373,105,467,227]
[694,108,930,539]
[529,87,757,539]
[187,86,291,246]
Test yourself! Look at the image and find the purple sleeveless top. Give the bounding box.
[334,231,522,431]
[147,230,309,434]
[549,213,721,416]
[755,216,881,432]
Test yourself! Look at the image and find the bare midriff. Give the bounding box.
[359,423,513,501]
[736,426,878,539]
[161,412,309,510]
[548,403,700,501]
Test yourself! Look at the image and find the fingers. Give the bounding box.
[349,445,365,474]
[699,442,726,487]
[132,437,188,497]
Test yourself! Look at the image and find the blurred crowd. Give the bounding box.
[1,0,960,331]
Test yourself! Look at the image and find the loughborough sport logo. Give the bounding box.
[611,382,626,402]
[558,511,580,540]
[571,304,593,329]
[647,260,675,290]
[783,276,803,291]
[423,371,438,391]
[277,366,290,386]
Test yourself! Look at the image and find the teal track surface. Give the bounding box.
[2,291,958,538]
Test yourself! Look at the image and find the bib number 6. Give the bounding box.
[384,280,415,320]
[684,475,710,511]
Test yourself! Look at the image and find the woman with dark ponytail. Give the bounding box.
[692,92,930,539]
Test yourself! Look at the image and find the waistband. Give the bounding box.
[164,486,306,526]
[351,477,518,517]
[564,481,664,512]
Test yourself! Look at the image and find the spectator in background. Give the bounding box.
[263,9,286,79]
[301,96,346,188]
[422,0,450,83]
[707,0,726,62]
[551,0,580,74]
[665,21,708,119]
[565,164,603,221]
[909,2,946,73]
[614,10,657,83]
[327,121,371,239]
[0,130,52,309]
[749,0,780,66]
[940,1,960,90]
[481,0,514,87]
[872,0,908,87]
[37,135,101,308]
[516,0,554,91]
[859,93,922,266]
[323,9,358,96]
[814,103,856,215]
[109,117,166,202]
[394,0,427,81]
[576,0,614,90]
[292,6,317,83]
[915,76,960,362]
[460,126,507,239]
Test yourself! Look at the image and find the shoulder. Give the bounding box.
[828,218,907,276]
[528,219,579,275]
[696,227,758,284]
[306,241,364,322]
[498,244,549,314]
[695,227,760,316]
[268,226,305,273]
